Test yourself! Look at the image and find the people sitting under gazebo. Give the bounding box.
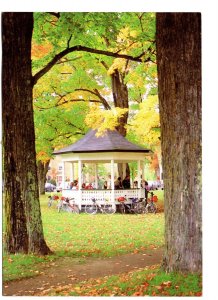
[53,129,151,209]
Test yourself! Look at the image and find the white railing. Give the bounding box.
[62,188,145,208]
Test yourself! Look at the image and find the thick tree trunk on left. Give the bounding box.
[2,12,51,254]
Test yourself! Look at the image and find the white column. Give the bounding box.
[78,160,82,189]
[141,160,145,198]
[62,162,65,189]
[70,162,74,182]
[111,159,115,206]
[137,160,141,188]
[94,163,98,189]
[78,160,82,209]
[111,160,115,190]
[142,160,145,181]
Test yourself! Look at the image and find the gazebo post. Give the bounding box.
[110,159,115,206]
[61,162,65,189]
[142,160,145,181]
[70,162,74,182]
[78,160,82,209]
[94,163,98,189]
[137,160,141,188]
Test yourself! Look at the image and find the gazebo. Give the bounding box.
[53,129,151,209]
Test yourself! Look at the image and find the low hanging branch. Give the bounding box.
[75,88,111,110]
[34,98,102,110]
[32,45,151,86]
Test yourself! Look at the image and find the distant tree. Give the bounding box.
[156,13,202,272]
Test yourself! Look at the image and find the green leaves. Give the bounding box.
[34,102,88,161]
[32,12,158,164]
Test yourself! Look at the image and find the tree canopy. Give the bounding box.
[32,12,158,166]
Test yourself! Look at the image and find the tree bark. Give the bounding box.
[156,13,202,272]
[111,68,130,177]
[37,161,50,195]
[2,12,51,255]
[111,68,129,136]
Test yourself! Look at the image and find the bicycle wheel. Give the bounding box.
[65,206,73,213]
[145,203,157,214]
[153,204,158,214]
[119,203,126,214]
[85,204,97,214]
[135,203,146,214]
[145,204,150,214]
[72,205,80,214]
[103,204,116,214]
[57,203,62,212]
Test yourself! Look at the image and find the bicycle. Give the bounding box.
[85,198,116,215]
[57,197,80,213]
[117,196,146,214]
[48,194,60,207]
[117,196,126,214]
[145,191,158,214]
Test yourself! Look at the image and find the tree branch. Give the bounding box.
[75,88,111,110]
[67,34,72,48]
[93,88,111,110]
[32,45,151,85]
[34,98,102,110]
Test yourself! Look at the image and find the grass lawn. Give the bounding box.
[51,265,202,297]
[42,199,165,258]
[3,193,164,281]
[3,191,202,296]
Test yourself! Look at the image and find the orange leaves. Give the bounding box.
[31,43,53,59]
[154,281,172,293]
[133,249,139,254]
[161,280,172,287]
[132,291,143,296]
[36,151,50,163]
[131,278,173,297]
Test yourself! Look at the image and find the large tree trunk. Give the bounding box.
[37,160,50,195]
[111,68,130,177]
[111,68,129,136]
[156,13,202,272]
[2,12,51,255]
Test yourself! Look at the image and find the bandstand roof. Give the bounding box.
[53,129,151,155]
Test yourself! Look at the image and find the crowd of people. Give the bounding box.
[69,180,95,190]
[68,176,149,191]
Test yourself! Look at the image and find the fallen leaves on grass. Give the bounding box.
[36,264,202,297]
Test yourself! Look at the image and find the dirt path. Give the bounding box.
[3,248,163,296]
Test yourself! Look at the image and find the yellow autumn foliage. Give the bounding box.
[107,58,127,75]
[117,27,138,43]
[129,95,160,145]
[85,104,128,136]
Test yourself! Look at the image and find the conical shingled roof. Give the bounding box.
[53,130,150,155]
